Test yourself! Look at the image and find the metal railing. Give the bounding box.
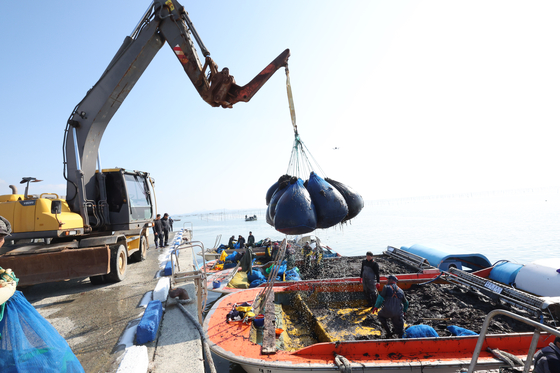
[169,233,208,324]
[468,309,560,373]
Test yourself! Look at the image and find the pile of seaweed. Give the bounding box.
[281,254,550,346]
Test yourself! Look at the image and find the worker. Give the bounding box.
[228,235,236,249]
[0,216,11,247]
[153,214,163,248]
[533,336,560,373]
[0,216,86,371]
[247,231,255,247]
[373,275,409,339]
[161,213,171,246]
[238,235,246,248]
[360,251,380,307]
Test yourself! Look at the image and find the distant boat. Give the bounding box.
[245,215,257,221]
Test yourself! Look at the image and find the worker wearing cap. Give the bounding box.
[0,215,12,248]
[373,275,409,339]
[533,336,560,373]
[360,251,380,307]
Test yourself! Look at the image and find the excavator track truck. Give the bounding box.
[0,0,289,286]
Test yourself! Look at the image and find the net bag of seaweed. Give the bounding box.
[264,67,364,234]
[0,290,85,373]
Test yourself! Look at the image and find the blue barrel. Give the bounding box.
[489,262,523,285]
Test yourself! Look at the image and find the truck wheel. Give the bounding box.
[107,244,127,282]
[89,275,106,285]
[132,236,148,262]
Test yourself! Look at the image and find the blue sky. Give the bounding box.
[2,1,560,215]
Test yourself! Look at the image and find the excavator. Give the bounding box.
[0,0,289,286]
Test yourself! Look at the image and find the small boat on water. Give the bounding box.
[245,215,257,221]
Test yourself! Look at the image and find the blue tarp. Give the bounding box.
[403,325,439,338]
[447,325,478,336]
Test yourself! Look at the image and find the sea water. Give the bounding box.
[179,188,560,372]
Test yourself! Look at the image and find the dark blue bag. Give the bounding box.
[274,178,317,235]
[325,177,364,222]
[305,172,348,228]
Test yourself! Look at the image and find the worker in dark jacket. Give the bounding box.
[161,213,171,246]
[534,336,560,373]
[247,232,255,247]
[238,235,246,248]
[228,235,235,249]
[360,251,380,307]
[373,275,409,339]
[153,214,163,248]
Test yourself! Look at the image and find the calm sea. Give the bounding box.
[176,188,560,372]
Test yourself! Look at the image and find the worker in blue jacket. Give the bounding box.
[373,275,409,339]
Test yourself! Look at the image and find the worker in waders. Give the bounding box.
[373,275,409,339]
[360,251,380,307]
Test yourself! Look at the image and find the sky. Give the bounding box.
[1,1,560,215]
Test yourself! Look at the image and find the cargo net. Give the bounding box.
[264,67,364,235]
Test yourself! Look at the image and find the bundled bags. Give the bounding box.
[266,173,363,234]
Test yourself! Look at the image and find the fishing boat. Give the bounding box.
[204,280,558,373]
[245,215,257,221]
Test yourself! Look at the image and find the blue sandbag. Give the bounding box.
[447,325,478,336]
[325,177,364,222]
[0,291,85,373]
[403,325,439,338]
[223,262,237,269]
[216,244,228,253]
[274,178,317,235]
[266,175,291,206]
[305,172,348,228]
[136,300,163,344]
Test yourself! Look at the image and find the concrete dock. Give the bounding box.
[23,230,206,372]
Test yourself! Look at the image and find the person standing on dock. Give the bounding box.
[161,213,171,246]
[373,275,409,339]
[360,251,380,307]
[533,336,560,373]
[247,231,255,247]
[168,216,174,232]
[153,214,163,248]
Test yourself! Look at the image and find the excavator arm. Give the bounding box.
[64,0,289,226]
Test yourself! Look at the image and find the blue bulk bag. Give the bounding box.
[0,291,85,373]
[267,184,289,226]
[274,178,317,235]
[447,325,478,336]
[265,181,279,206]
[266,175,291,206]
[305,172,348,228]
[325,177,364,222]
[403,324,439,338]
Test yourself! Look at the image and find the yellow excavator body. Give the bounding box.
[0,194,84,237]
